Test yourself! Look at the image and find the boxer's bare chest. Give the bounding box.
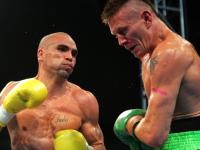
[8,94,83,149]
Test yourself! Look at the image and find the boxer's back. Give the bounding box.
[173,43,200,119]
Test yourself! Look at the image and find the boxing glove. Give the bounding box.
[54,129,94,150]
[114,109,153,150]
[0,78,48,127]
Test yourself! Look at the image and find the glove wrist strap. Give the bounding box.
[86,141,94,150]
[131,119,141,141]
[0,105,15,126]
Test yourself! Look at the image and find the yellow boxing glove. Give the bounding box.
[54,129,94,150]
[0,78,48,127]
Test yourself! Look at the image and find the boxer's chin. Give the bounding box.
[58,69,73,79]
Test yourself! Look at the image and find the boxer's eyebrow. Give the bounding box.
[57,44,69,51]
[152,88,167,96]
[57,44,78,57]
[57,44,78,51]
[115,27,128,36]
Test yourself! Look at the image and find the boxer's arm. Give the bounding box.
[0,94,2,132]
[0,88,4,131]
[0,94,3,130]
[80,91,106,150]
[81,122,105,150]
[132,48,193,147]
[0,82,15,131]
[0,100,4,131]
[0,79,48,127]
[0,82,15,105]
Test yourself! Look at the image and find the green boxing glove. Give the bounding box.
[113,109,153,150]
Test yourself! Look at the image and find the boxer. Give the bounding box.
[101,0,200,149]
[0,32,106,150]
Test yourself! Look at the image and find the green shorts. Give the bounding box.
[157,130,200,150]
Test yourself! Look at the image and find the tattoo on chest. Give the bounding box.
[52,115,68,125]
[149,56,158,74]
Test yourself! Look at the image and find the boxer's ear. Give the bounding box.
[37,48,44,61]
[141,10,152,29]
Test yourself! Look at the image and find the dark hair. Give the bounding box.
[101,0,157,24]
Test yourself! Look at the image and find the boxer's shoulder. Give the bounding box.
[68,82,96,102]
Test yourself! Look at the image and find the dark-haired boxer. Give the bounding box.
[0,32,106,150]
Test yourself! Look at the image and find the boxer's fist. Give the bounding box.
[0,78,48,127]
[54,129,93,150]
[114,109,153,150]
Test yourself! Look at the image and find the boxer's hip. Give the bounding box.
[156,117,200,150]
[158,130,200,150]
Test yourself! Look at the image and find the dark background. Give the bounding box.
[0,0,199,149]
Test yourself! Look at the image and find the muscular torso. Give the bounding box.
[174,53,200,119]
[6,83,87,150]
[142,35,200,120]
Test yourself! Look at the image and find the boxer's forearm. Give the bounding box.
[91,143,106,150]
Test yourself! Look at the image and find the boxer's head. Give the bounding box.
[37,32,78,79]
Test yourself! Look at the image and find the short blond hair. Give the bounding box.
[101,0,157,24]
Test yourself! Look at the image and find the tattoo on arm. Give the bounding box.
[149,56,158,74]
